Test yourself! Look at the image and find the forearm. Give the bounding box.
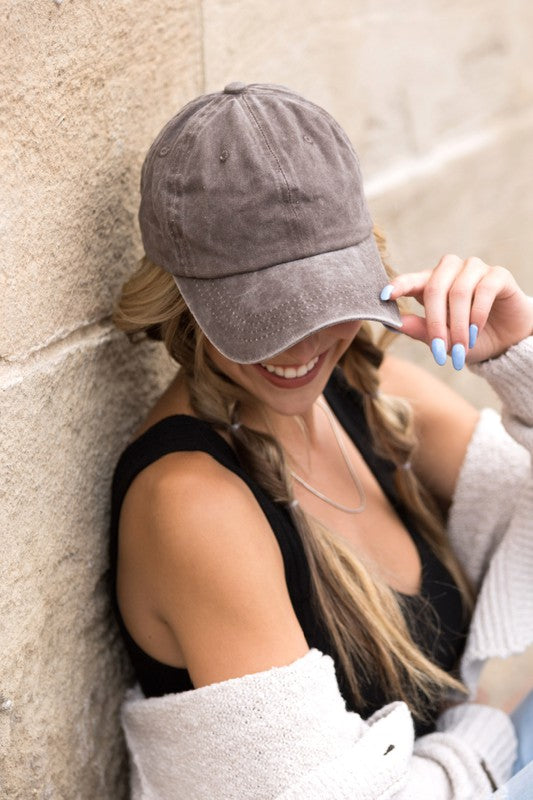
[454,336,533,695]
[468,335,533,444]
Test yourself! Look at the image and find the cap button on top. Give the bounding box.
[223,81,247,94]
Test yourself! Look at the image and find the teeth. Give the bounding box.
[260,355,319,379]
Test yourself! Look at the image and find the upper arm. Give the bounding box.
[378,353,480,511]
[119,452,309,689]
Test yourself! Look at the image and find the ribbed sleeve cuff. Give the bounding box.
[436,703,517,787]
[468,336,533,425]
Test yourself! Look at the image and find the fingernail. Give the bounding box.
[431,338,446,367]
[469,324,478,349]
[380,284,394,301]
[451,343,465,371]
[431,338,447,366]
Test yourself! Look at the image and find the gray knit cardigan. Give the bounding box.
[121,336,533,799]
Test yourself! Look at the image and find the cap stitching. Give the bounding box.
[210,308,394,345]
[243,86,359,157]
[183,95,221,140]
[167,98,222,276]
[253,89,362,170]
[241,94,299,218]
[193,278,375,332]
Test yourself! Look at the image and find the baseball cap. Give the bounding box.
[138,81,402,364]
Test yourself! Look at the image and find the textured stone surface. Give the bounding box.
[202,0,533,175]
[1,1,201,796]
[1,0,202,360]
[0,329,177,799]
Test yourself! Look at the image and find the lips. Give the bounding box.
[252,350,328,388]
[260,354,319,379]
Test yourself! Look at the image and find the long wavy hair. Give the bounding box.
[112,226,475,722]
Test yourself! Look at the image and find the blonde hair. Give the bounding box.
[112,227,474,722]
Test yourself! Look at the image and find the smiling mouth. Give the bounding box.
[259,355,319,379]
[252,350,328,388]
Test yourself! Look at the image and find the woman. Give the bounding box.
[110,82,533,798]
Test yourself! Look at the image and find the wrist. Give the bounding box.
[469,332,533,366]
[473,295,533,363]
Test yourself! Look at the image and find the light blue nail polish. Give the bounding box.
[380,284,394,301]
[469,324,478,349]
[431,338,447,366]
[452,343,465,370]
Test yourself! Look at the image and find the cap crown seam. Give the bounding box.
[240,94,299,217]
[169,98,222,276]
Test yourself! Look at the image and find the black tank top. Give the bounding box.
[109,366,468,737]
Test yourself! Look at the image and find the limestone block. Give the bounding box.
[1,0,202,361]
[367,119,533,409]
[202,0,533,175]
[0,327,177,799]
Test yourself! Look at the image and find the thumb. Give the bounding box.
[386,313,440,347]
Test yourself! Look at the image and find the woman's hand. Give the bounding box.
[381,255,533,368]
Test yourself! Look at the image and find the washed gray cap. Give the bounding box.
[139,81,402,363]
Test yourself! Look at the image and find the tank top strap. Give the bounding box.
[111,414,240,512]
[109,413,311,603]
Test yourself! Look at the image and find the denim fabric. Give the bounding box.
[491,760,533,798]
[490,692,533,798]
[511,690,533,774]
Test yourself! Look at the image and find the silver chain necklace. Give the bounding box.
[290,400,367,514]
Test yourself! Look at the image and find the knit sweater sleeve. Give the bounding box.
[446,339,532,589]
[121,650,516,800]
[447,336,533,691]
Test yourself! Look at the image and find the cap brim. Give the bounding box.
[173,234,402,364]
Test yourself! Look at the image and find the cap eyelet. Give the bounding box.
[303,135,313,143]
[158,146,170,157]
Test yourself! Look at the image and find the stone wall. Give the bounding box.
[1,1,532,797]
[1,2,202,797]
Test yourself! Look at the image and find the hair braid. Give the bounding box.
[112,228,475,721]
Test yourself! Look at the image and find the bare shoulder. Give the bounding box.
[378,351,480,510]
[126,450,285,570]
[117,449,309,687]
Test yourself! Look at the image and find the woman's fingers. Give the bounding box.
[388,313,435,344]
[380,255,494,369]
[446,257,489,368]
[468,265,513,334]
[382,257,463,349]
[380,269,433,305]
[446,257,485,343]
[381,256,533,366]
[419,255,465,351]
